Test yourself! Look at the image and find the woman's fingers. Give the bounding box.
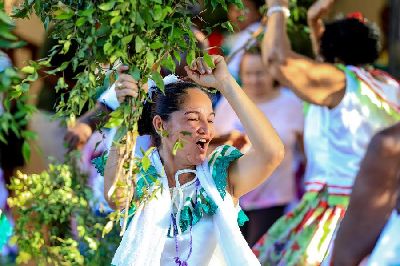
[196,58,206,74]
[184,66,200,82]
[117,88,138,102]
[118,73,138,84]
[117,64,129,74]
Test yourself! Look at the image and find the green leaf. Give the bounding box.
[173,51,181,63]
[141,156,151,171]
[161,54,175,73]
[0,40,26,49]
[104,42,113,55]
[75,17,86,27]
[20,66,35,74]
[180,131,192,136]
[22,141,30,162]
[152,5,163,21]
[135,36,145,53]
[110,15,121,25]
[121,34,133,45]
[54,8,74,20]
[102,220,113,238]
[77,8,94,17]
[99,2,116,11]
[0,10,14,25]
[159,129,169,137]
[172,139,184,156]
[203,53,215,68]
[221,21,234,33]
[129,67,141,81]
[149,41,163,50]
[186,50,195,67]
[146,51,155,68]
[46,61,70,74]
[21,130,37,140]
[151,71,164,92]
[62,40,71,54]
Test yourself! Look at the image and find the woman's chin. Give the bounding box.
[187,153,207,166]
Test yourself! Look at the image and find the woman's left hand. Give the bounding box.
[184,55,232,91]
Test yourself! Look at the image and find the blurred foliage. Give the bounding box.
[287,0,315,57]
[0,3,36,161]
[7,152,120,265]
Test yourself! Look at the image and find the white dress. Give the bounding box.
[161,177,226,266]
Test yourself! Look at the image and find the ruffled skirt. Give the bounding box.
[252,187,348,266]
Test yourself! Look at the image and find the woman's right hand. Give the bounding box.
[184,55,232,93]
[110,180,134,210]
[114,65,139,104]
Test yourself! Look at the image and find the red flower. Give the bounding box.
[347,12,367,24]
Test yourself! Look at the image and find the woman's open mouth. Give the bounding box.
[196,138,209,153]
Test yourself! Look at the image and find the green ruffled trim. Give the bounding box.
[92,151,108,176]
[126,164,160,221]
[208,145,248,226]
[209,145,243,199]
[237,209,249,226]
[0,212,12,249]
[171,187,218,236]
[336,64,400,121]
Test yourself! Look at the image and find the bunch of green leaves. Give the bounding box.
[12,0,243,136]
[7,152,120,265]
[0,3,37,161]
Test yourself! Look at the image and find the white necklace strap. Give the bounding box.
[171,169,197,235]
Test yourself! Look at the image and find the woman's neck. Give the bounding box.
[158,147,196,188]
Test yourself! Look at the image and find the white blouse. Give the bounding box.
[161,177,226,266]
[304,68,397,195]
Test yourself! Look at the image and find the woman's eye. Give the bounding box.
[208,120,214,124]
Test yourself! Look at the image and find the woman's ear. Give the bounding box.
[152,115,164,135]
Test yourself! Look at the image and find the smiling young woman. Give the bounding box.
[104,55,284,266]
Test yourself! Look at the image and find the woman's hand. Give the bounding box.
[65,122,93,151]
[114,65,139,103]
[110,180,134,210]
[184,55,232,92]
[307,0,336,56]
[307,0,336,20]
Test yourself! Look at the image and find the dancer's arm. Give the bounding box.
[332,123,400,266]
[103,67,139,210]
[186,55,284,199]
[64,103,111,151]
[263,0,345,108]
[307,0,337,57]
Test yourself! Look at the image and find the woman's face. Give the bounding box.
[240,53,274,99]
[161,88,215,166]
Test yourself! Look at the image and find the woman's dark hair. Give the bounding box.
[138,81,213,147]
[320,18,381,66]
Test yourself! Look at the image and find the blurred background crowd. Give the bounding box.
[1,0,400,265]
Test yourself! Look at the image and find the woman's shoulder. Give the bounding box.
[208,145,243,199]
[208,145,243,168]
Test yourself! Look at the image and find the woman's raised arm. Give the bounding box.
[185,55,284,199]
[263,0,346,108]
